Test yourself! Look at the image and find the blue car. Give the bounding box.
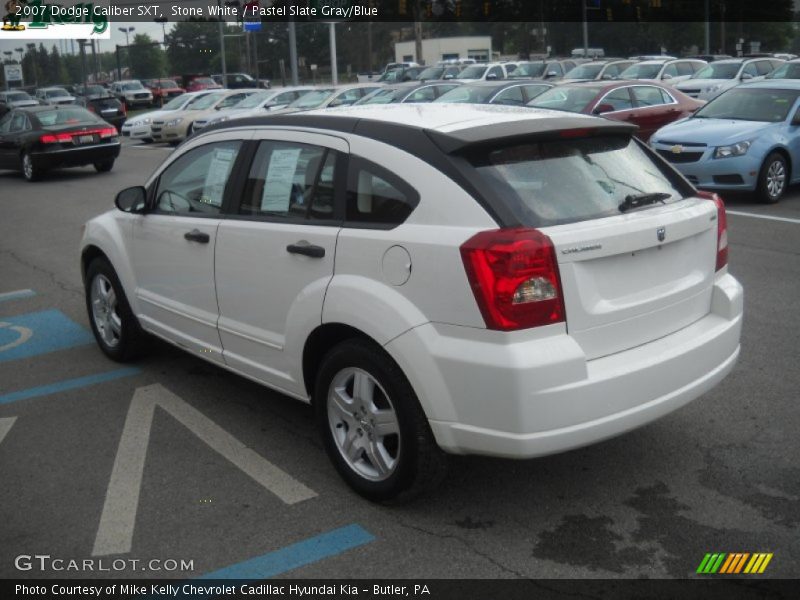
[650,80,800,203]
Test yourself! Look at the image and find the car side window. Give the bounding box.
[434,84,458,96]
[329,89,362,107]
[488,66,504,79]
[742,63,758,77]
[632,86,667,107]
[273,91,297,104]
[662,63,679,77]
[676,62,694,76]
[238,141,337,221]
[549,63,564,76]
[346,157,419,227]
[755,61,773,76]
[604,64,621,78]
[601,87,634,111]
[9,113,27,132]
[0,112,12,133]
[492,86,525,106]
[404,87,436,103]
[154,141,242,215]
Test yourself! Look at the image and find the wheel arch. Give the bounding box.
[764,145,792,180]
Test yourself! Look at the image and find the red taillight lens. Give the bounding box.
[39,133,72,144]
[98,127,117,138]
[460,228,565,331]
[697,191,728,271]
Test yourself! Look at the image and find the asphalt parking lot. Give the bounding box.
[0,138,798,580]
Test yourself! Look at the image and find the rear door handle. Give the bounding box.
[286,243,325,258]
[184,229,210,244]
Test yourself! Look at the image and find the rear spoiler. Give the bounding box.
[426,117,638,154]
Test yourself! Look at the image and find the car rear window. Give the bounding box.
[36,108,100,128]
[464,136,687,227]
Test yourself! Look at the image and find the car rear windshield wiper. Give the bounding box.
[618,192,671,213]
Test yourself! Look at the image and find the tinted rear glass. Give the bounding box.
[693,63,740,79]
[36,108,100,128]
[465,136,685,227]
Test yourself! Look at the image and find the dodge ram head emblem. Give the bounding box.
[657,227,666,242]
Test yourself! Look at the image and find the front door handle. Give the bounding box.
[286,242,325,258]
[184,229,210,244]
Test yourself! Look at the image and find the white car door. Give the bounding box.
[131,136,247,363]
[215,130,348,396]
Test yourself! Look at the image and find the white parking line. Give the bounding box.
[0,417,16,444]
[92,384,316,556]
[727,210,800,224]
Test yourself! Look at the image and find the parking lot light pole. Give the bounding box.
[217,0,227,87]
[329,22,338,85]
[288,19,299,85]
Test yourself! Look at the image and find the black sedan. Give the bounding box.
[76,95,127,132]
[0,106,120,182]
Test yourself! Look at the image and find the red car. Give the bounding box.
[145,79,185,106]
[183,76,223,93]
[529,80,704,141]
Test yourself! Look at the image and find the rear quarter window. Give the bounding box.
[463,136,688,227]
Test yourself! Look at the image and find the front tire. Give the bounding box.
[315,339,447,503]
[757,152,788,204]
[85,257,148,361]
[21,152,43,182]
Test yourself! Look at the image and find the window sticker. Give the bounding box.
[261,148,302,212]
[202,147,236,207]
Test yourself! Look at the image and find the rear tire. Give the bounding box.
[85,257,148,361]
[314,339,447,503]
[757,152,788,204]
[21,152,43,182]
[94,160,114,173]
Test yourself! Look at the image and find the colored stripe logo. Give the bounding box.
[697,552,773,574]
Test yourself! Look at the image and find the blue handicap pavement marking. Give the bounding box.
[0,367,141,405]
[198,524,375,580]
[0,309,94,363]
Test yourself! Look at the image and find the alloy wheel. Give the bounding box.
[90,274,122,348]
[766,160,786,199]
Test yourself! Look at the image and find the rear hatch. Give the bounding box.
[456,126,718,359]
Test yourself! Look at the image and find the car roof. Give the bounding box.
[738,79,800,90]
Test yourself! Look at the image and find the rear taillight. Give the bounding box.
[697,191,728,271]
[98,127,117,138]
[460,227,565,331]
[39,132,72,143]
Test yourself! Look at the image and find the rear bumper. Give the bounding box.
[387,272,743,458]
[31,142,121,169]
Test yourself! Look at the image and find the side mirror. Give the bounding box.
[661,73,673,80]
[115,186,147,213]
[486,73,498,80]
[547,70,559,78]
[741,72,754,80]
[444,74,454,79]
[593,103,615,115]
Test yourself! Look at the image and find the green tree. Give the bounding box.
[128,33,166,79]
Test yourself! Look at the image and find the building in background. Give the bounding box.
[395,36,492,65]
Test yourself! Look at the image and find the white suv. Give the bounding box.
[80,105,743,501]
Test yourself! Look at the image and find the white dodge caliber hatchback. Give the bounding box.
[80,104,743,501]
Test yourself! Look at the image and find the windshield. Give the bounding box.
[693,87,800,122]
[417,67,444,80]
[122,82,144,90]
[289,89,334,108]
[158,80,179,88]
[693,63,740,79]
[456,66,488,79]
[162,94,189,110]
[466,136,684,227]
[618,63,662,79]
[529,86,604,112]
[564,64,603,79]
[188,93,223,110]
[235,91,272,108]
[8,92,33,101]
[434,85,497,103]
[84,86,105,95]
[510,63,547,78]
[359,88,403,104]
[766,62,800,79]
[46,89,69,98]
[36,108,100,128]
